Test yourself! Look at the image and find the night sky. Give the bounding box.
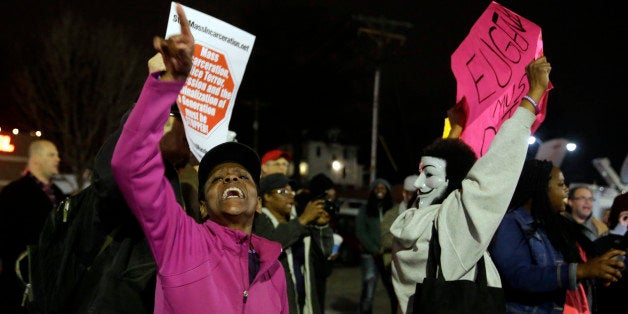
[1,0,626,186]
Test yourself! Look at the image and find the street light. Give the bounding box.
[528,137,577,149]
[532,137,577,167]
[331,160,343,172]
[299,162,309,177]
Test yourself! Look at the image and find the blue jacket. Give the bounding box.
[489,207,575,313]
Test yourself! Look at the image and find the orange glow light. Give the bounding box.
[0,134,15,153]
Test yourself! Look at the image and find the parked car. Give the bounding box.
[330,197,366,266]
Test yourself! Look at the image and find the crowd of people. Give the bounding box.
[1,4,627,314]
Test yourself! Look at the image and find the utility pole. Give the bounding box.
[354,15,412,184]
[242,99,267,152]
[253,99,259,151]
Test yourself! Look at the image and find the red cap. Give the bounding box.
[261,149,292,165]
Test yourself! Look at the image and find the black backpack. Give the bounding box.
[20,185,156,313]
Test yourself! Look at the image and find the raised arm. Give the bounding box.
[438,56,551,276]
[111,3,195,266]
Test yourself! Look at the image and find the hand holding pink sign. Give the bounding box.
[451,1,552,157]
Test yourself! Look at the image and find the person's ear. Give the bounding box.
[261,193,270,203]
[256,197,263,214]
[619,212,628,227]
[199,201,208,218]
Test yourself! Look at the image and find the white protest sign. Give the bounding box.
[165,2,255,162]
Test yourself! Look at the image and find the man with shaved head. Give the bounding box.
[0,139,66,313]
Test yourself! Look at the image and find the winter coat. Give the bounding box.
[0,172,65,312]
[112,73,289,314]
[253,208,333,314]
[490,207,574,313]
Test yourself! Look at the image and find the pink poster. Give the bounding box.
[451,1,550,157]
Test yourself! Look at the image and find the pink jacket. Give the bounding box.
[112,73,288,313]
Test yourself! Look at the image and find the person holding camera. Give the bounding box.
[300,172,341,309]
[356,178,399,314]
[252,173,334,314]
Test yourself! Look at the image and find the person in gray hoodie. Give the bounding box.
[390,56,552,314]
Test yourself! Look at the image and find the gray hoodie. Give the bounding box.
[390,107,536,313]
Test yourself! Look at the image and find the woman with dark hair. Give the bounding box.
[489,159,625,313]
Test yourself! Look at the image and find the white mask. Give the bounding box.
[415,156,448,208]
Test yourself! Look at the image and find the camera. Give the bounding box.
[324,199,339,216]
[315,193,339,216]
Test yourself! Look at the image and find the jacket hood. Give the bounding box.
[390,205,438,248]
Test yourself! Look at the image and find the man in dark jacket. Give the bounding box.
[253,173,334,314]
[0,139,66,313]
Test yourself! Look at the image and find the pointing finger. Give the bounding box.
[176,3,192,39]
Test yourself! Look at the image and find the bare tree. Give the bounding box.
[10,11,148,192]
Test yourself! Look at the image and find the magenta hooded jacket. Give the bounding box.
[112,73,288,313]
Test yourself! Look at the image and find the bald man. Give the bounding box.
[0,139,66,312]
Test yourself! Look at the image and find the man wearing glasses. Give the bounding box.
[253,173,334,314]
[565,185,609,241]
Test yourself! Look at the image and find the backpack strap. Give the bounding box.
[428,221,488,284]
[15,246,35,306]
[424,222,438,279]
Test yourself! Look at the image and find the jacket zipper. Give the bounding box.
[62,198,71,222]
[242,237,254,307]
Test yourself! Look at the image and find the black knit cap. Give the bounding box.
[198,142,261,201]
[309,173,335,197]
[260,173,290,196]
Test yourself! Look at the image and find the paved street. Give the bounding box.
[325,264,392,314]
